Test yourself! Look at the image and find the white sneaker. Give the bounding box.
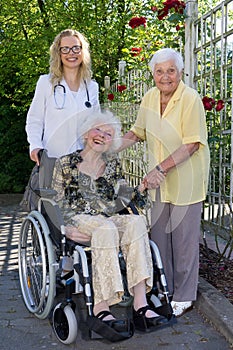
[171,301,193,317]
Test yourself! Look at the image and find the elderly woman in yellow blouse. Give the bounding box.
[121,48,210,317]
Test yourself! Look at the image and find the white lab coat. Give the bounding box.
[26,74,100,157]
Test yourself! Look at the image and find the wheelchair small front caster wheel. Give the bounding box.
[52,303,78,344]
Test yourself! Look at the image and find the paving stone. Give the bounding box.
[0,199,232,350]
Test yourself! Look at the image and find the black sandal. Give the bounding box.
[95,310,128,333]
[133,305,169,332]
[95,310,115,323]
[87,310,135,342]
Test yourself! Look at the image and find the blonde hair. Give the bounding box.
[79,111,122,153]
[49,29,92,87]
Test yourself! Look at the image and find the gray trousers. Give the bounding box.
[150,190,202,302]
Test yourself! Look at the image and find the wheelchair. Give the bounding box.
[18,153,174,345]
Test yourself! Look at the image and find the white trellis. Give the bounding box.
[193,0,233,239]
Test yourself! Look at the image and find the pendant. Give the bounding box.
[90,178,96,191]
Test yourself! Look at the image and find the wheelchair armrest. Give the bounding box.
[35,188,57,198]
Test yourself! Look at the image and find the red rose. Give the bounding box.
[131,47,142,56]
[158,8,169,20]
[151,6,157,11]
[107,93,114,101]
[163,0,176,10]
[164,0,185,12]
[129,17,147,29]
[158,0,186,19]
[202,96,216,111]
[117,85,127,93]
[215,99,224,111]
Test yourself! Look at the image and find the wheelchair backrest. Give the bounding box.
[38,150,56,189]
[20,150,56,212]
[40,198,64,248]
[39,151,64,247]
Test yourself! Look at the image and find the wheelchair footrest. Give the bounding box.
[90,330,104,340]
[87,315,135,342]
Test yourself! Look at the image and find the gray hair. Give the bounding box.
[149,48,184,73]
[79,110,122,153]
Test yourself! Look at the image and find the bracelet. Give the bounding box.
[156,165,165,175]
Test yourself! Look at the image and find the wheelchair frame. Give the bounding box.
[18,190,174,344]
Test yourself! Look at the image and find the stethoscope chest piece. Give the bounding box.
[85,101,91,108]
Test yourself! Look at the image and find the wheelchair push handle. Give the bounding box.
[37,148,44,165]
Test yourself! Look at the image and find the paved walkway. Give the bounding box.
[0,195,233,350]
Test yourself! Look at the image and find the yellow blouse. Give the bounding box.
[131,80,210,205]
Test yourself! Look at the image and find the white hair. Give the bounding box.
[149,48,184,73]
[79,110,122,153]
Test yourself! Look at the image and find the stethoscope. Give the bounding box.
[54,79,92,109]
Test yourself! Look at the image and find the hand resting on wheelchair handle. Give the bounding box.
[51,111,170,337]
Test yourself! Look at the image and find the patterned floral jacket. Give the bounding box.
[52,150,149,224]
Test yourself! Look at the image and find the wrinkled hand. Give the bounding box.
[65,226,90,244]
[114,180,134,212]
[138,182,146,192]
[142,167,166,190]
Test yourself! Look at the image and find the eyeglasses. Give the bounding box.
[60,45,82,54]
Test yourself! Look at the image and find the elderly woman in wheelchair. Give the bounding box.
[51,111,169,333]
[18,110,173,344]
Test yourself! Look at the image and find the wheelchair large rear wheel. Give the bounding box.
[53,303,78,344]
[18,210,56,319]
